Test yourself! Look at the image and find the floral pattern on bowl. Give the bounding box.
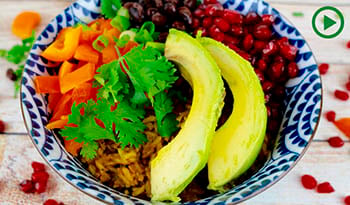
[20,0,322,204]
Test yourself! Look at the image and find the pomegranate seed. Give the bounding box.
[253,40,267,52]
[227,43,240,52]
[205,4,223,17]
[19,179,35,193]
[31,171,49,183]
[223,9,243,24]
[316,182,335,193]
[194,9,205,18]
[334,89,349,101]
[261,14,274,25]
[318,63,329,75]
[213,32,225,42]
[230,25,243,36]
[301,175,317,189]
[31,161,46,172]
[262,40,278,56]
[328,136,344,148]
[245,12,260,24]
[346,82,350,91]
[198,4,207,10]
[254,69,265,82]
[280,44,298,60]
[266,106,271,116]
[242,34,254,51]
[274,55,285,64]
[202,17,213,28]
[264,94,271,103]
[209,25,221,37]
[287,62,299,78]
[274,85,285,97]
[256,59,267,71]
[0,120,5,133]
[35,181,47,194]
[223,35,239,45]
[344,195,350,205]
[253,24,272,40]
[44,199,59,205]
[191,18,200,29]
[262,81,274,92]
[346,41,350,49]
[214,18,230,32]
[326,111,336,122]
[268,62,285,79]
[238,51,251,61]
[277,37,289,48]
[204,0,218,4]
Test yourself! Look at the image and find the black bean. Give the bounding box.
[157,32,169,42]
[127,3,145,23]
[152,12,167,26]
[164,0,179,6]
[154,0,163,8]
[178,6,192,25]
[172,21,186,31]
[6,68,17,81]
[146,7,158,17]
[183,0,197,10]
[164,3,177,17]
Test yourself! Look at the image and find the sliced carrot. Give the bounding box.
[102,44,118,64]
[48,93,62,111]
[51,92,73,121]
[41,26,82,62]
[46,117,69,129]
[72,82,93,104]
[104,28,120,43]
[74,44,99,64]
[121,41,138,55]
[89,18,112,32]
[334,118,350,138]
[12,11,41,39]
[64,137,83,156]
[60,63,95,94]
[34,76,60,94]
[81,29,102,43]
[58,61,75,80]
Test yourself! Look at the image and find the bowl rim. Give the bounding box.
[20,0,323,204]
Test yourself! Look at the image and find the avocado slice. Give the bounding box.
[150,29,225,202]
[199,37,267,191]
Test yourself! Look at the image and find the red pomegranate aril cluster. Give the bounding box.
[19,161,49,194]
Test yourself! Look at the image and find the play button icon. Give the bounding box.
[323,15,336,30]
[312,6,344,39]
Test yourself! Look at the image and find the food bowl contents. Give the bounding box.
[32,0,302,202]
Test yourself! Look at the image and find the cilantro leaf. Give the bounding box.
[154,92,179,137]
[122,45,178,104]
[101,0,122,19]
[94,60,130,104]
[81,141,99,160]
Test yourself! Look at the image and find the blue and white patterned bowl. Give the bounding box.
[20,0,322,204]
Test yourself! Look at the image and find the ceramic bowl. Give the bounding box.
[20,0,322,204]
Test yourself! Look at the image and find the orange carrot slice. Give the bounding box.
[51,92,73,121]
[34,76,60,94]
[46,117,69,129]
[334,118,350,138]
[64,137,83,156]
[74,44,99,64]
[72,82,93,104]
[58,61,75,80]
[12,11,41,39]
[60,63,95,94]
[48,93,62,111]
[102,44,118,64]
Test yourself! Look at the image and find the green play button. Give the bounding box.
[323,15,336,30]
[312,6,344,39]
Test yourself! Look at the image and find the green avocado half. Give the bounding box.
[199,37,267,191]
[150,29,225,202]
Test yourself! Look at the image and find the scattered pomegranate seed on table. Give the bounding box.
[19,161,50,194]
[316,182,335,193]
[344,195,350,205]
[346,82,350,91]
[327,136,345,148]
[43,199,64,205]
[346,41,350,49]
[326,111,336,122]
[334,90,349,101]
[19,179,35,193]
[318,63,329,75]
[301,174,317,189]
[0,120,6,132]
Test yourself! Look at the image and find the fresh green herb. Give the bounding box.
[292,12,304,17]
[101,0,122,19]
[116,34,131,48]
[145,42,165,52]
[134,21,156,44]
[93,60,130,103]
[154,92,179,137]
[92,35,109,52]
[1,31,35,96]
[60,98,147,159]
[75,22,92,31]
[121,45,178,104]
[111,7,131,31]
